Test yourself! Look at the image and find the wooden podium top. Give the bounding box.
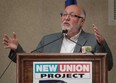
[16,53,107,83]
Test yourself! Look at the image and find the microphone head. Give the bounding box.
[62,29,68,34]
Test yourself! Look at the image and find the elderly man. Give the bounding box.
[3,3,113,71]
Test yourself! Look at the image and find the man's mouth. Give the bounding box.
[63,22,70,26]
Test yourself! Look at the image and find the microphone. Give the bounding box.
[31,29,68,53]
[0,30,67,79]
[62,29,68,34]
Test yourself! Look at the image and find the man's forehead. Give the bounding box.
[64,5,82,14]
[65,5,81,10]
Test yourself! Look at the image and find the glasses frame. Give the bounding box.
[60,13,83,19]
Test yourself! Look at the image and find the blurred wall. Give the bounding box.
[0,0,116,83]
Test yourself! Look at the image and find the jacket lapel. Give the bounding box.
[51,33,63,53]
[51,31,88,53]
[74,30,87,53]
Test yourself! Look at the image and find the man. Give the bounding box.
[3,4,113,71]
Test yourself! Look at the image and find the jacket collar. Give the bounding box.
[74,30,87,53]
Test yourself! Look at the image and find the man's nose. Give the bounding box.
[65,15,70,21]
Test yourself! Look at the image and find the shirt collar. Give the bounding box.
[69,29,82,42]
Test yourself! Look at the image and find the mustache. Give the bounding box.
[62,21,71,26]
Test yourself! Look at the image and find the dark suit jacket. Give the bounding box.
[8,30,113,71]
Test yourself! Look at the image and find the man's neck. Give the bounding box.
[66,29,82,39]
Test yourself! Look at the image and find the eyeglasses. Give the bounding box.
[60,13,83,19]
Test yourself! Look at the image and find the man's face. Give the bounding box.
[61,5,85,37]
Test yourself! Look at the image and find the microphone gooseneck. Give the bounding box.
[0,30,66,79]
[64,33,94,54]
[31,30,67,53]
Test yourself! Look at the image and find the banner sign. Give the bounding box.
[33,62,92,83]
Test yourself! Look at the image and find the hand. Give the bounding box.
[93,24,105,45]
[3,32,18,51]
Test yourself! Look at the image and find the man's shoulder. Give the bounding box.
[41,32,62,41]
[81,30,95,38]
[44,32,62,38]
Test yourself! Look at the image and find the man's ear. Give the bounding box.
[81,18,85,25]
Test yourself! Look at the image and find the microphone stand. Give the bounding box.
[0,60,13,79]
[31,30,68,53]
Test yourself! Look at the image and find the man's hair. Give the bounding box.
[76,5,86,19]
[82,9,86,19]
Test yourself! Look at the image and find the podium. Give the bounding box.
[16,53,108,83]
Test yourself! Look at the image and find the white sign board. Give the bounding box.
[33,62,92,83]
